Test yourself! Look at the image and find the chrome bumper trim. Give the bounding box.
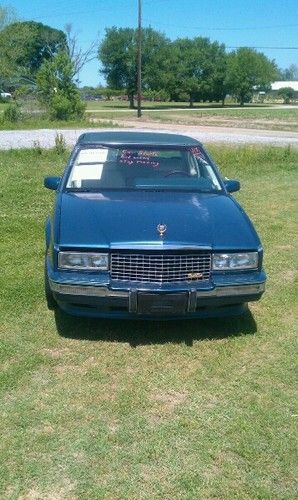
[50,280,265,298]
[196,283,265,297]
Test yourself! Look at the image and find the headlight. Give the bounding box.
[212,252,258,270]
[58,252,109,270]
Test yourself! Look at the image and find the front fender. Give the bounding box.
[45,217,52,249]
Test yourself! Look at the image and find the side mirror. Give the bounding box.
[224,179,240,193]
[44,176,61,190]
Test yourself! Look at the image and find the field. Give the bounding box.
[0,100,297,132]
[86,105,298,132]
[0,145,297,498]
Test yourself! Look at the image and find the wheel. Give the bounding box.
[44,260,57,310]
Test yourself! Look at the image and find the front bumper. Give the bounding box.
[47,259,266,319]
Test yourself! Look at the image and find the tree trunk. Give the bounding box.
[128,93,135,109]
[189,97,194,108]
[221,96,225,107]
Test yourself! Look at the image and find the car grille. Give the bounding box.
[110,252,211,283]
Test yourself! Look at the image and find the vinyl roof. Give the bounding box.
[77,131,201,147]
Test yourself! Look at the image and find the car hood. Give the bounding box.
[58,191,260,250]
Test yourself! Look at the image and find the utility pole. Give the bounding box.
[137,0,142,117]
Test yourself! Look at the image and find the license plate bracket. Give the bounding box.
[137,292,188,315]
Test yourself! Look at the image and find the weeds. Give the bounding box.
[33,140,43,155]
[3,103,22,123]
[54,133,66,154]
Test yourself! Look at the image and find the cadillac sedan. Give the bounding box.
[44,131,266,319]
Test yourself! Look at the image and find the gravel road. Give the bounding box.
[0,123,297,149]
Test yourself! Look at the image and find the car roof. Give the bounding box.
[77,131,201,147]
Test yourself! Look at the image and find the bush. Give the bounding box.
[277,87,295,104]
[37,50,86,121]
[49,93,85,121]
[3,103,22,122]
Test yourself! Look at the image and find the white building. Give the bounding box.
[270,81,298,91]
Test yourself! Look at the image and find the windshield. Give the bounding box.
[66,145,222,192]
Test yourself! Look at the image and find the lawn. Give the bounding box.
[87,105,298,132]
[0,145,297,498]
[0,114,115,131]
[1,100,297,132]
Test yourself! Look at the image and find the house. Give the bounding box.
[270,81,298,92]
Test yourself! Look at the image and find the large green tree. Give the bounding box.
[165,37,227,106]
[98,26,170,108]
[225,48,278,105]
[0,21,66,86]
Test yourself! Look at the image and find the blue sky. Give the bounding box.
[7,0,298,86]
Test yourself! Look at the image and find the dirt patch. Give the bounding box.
[148,390,188,423]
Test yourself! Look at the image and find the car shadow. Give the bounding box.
[54,308,257,347]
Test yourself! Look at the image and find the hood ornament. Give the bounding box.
[157,223,167,237]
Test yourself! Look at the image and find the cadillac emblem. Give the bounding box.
[157,223,167,237]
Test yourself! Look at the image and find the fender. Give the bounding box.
[45,216,52,249]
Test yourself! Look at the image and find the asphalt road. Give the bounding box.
[0,123,297,149]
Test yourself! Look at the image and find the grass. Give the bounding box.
[1,100,297,132]
[0,114,116,131]
[85,100,257,110]
[0,145,297,498]
[87,106,298,132]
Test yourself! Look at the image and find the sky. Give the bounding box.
[6,0,298,86]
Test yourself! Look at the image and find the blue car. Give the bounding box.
[44,131,266,319]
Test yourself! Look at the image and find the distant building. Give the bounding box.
[253,81,298,102]
[270,81,298,92]
[0,91,12,99]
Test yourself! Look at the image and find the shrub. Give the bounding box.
[277,87,295,104]
[37,50,86,121]
[49,93,85,121]
[3,103,22,122]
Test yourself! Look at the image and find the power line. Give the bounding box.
[226,46,298,50]
[143,19,298,31]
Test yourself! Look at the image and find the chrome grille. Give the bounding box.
[110,252,211,283]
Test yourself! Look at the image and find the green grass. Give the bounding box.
[86,106,298,132]
[0,114,116,131]
[0,102,9,111]
[145,108,298,131]
[86,100,232,110]
[0,145,297,498]
[85,105,298,132]
[1,100,297,131]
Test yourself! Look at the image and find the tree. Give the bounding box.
[98,26,170,108]
[0,4,17,31]
[279,64,298,81]
[64,23,99,82]
[98,27,136,108]
[169,37,227,106]
[0,5,17,90]
[0,21,66,86]
[36,51,85,120]
[225,48,278,106]
[277,87,295,104]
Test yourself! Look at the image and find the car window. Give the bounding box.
[66,146,222,191]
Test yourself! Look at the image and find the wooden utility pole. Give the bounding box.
[137,0,142,117]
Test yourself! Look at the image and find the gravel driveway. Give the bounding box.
[0,123,297,149]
